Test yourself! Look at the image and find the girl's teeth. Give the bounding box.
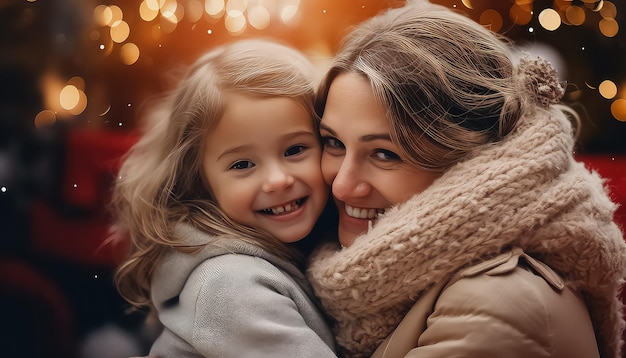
[266,200,301,215]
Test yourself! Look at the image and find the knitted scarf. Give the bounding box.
[307,108,626,358]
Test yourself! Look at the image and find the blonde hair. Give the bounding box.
[316,0,566,172]
[112,39,318,308]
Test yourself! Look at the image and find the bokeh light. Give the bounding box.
[34,110,57,128]
[599,18,619,37]
[599,80,618,99]
[248,5,271,30]
[510,3,533,25]
[565,6,586,26]
[186,0,204,23]
[480,9,503,32]
[139,1,159,21]
[206,0,226,17]
[225,11,246,35]
[226,0,247,17]
[94,5,113,27]
[611,99,626,122]
[110,20,130,43]
[539,8,561,31]
[600,2,617,18]
[120,43,140,65]
[59,85,80,111]
[69,90,88,116]
[13,0,626,148]
[281,4,299,25]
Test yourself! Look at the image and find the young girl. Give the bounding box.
[112,39,336,357]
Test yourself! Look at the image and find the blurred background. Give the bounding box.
[1,0,624,357]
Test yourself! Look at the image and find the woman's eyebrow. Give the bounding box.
[319,122,335,135]
[319,123,392,142]
[361,133,392,142]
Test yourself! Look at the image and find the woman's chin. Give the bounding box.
[338,229,359,248]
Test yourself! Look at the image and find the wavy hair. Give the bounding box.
[112,39,319,308]
[316,0,572,172]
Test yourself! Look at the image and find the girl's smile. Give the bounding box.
[203,91,328,243]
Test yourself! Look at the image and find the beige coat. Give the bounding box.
[372,249,599,358]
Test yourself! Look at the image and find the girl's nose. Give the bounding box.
[262,165,295,193]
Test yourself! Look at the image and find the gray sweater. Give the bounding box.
[149,224,337,357]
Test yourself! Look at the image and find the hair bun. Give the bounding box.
[517,53,565,107]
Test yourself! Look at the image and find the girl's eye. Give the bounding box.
[285,145,307,157]
[374,149,400,161]
[229,160,254,170]
[322,136,344,149]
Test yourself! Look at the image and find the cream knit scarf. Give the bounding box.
[307,108,626,358]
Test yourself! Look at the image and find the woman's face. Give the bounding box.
[320,72,440,247]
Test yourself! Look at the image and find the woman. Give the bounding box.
[306,1,626,357]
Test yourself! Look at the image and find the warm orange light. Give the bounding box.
[565,6,585,26]
[225,12,246,35]
[611,99,626,122]
[248,5,270,30]
[600,1,617,19]
[140,1,159,21]
[94,5,113,27]
[60,85,80,110]
[206,0,225,17]
[120,43,140,65]
[480,9,503,32]
[34,110,57,128]
[110,20,130,43]
[186,0,204,23]
[599,18,619,37]
[510,3,533,25]
[599,80,618,99]
[538,8,561,31]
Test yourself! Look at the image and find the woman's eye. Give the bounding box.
[285,145,307,157]
[322,136,344,149]
[229,160,254,170]
[374,149,400,161]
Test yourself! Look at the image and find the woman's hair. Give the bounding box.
[112,39,319,308]
[316,0,566,172]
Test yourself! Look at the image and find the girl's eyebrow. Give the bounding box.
[217,130,316,161]
[319,122,392,142]
[217,144,252,161]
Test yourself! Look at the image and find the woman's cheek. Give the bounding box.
[320,152,340,186]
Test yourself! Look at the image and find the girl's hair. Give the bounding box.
[112,39,319,308]
[316,0,566,172]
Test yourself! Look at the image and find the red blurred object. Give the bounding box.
[576,155,626,236]
[577,154,626,356]
[62,128,138,210]
[31,129,137,268]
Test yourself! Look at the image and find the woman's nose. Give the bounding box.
[262,164,295,193]
[330,158,370,201]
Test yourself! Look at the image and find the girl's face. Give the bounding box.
[320,73,440,248]
[203,92,328,243]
